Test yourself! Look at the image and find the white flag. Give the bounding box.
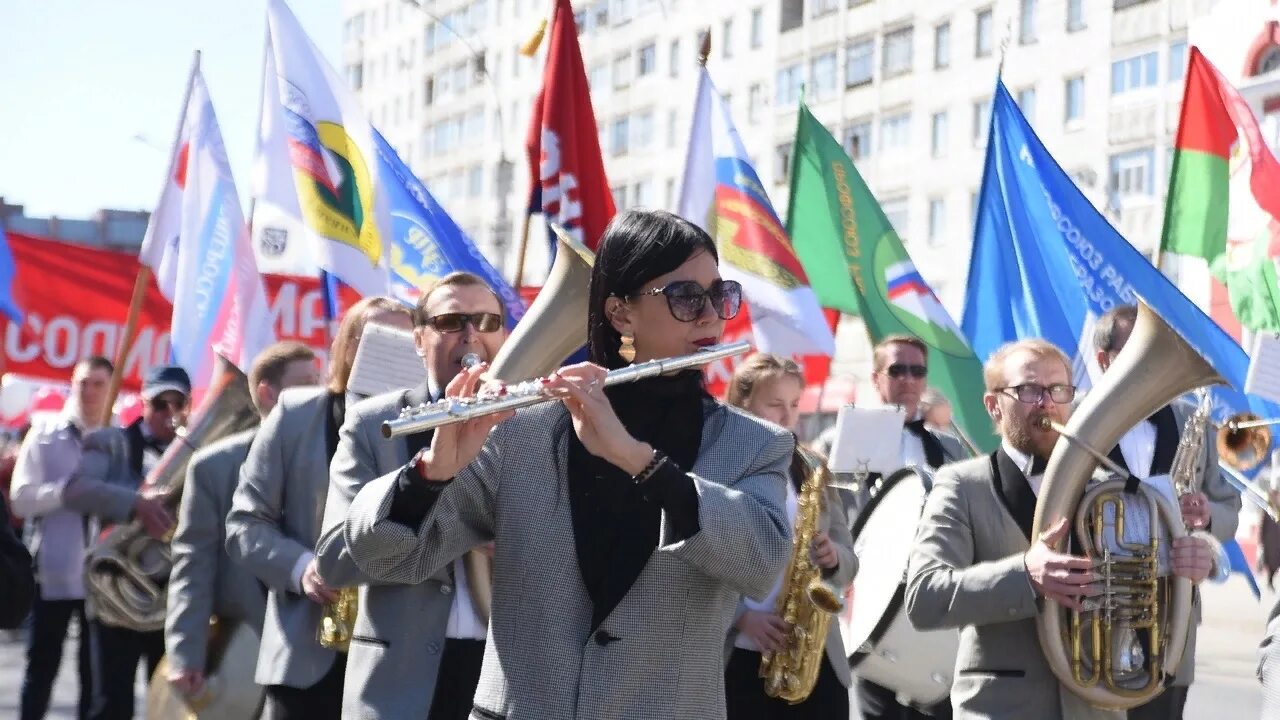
[140,63,275,391]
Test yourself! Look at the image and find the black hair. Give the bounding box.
[586,209,719,369]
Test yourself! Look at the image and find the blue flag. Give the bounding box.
[964,80,1270,592]
[373,131,525,327]
[0,224,23,324]
[964,81,1279,423]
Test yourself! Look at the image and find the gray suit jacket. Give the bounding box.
[166,429,267,673]
[225,387,336,688]
[62,426,143,529]
[315,385,456,720]
[906,452,1120,720]
[1259,592,1280,717]
[726,481,857,687]
[344,401,793,720]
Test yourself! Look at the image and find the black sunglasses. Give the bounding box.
[149,396,187,413]
[885,363,928,379]
[424,312,503,334]
[631,279,743,322]
[998,383,1077,405]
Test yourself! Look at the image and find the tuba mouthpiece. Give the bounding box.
[461,353,482,369]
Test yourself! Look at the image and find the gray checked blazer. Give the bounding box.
[726,481,857,687]
[315,384,459,720]
[344,401,793,720]
[1259,592,1280,717]
[225,387,337,688]
[166,429,266,673]
[905,452,1122,720]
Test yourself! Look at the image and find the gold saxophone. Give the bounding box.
[760,445,845,703]
[319,587,357,651]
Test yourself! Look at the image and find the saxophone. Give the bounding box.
[759,445,844,703]
[319,587,357,651]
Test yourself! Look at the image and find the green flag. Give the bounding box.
[786,102,997,452]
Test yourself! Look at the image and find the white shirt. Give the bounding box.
[735,481,800,651]
[1117,420,1157,480]
[899,424,929,469]
[446,558,488,639]
[1001,441,1045,497]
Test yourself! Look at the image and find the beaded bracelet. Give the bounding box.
[632,450,670,485]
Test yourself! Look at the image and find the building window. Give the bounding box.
[928,197,946,245]
[633,178,654,207]
[632,110,654,149]
[1111,52,1158,95]
[811,0,839,16]
[611,185,627,209]
[1169,40,1188,84]
[1017,86,1036,124]
[1019,0,1037,44]
[776,63,803,106]
[975,8,993,58]
[809,51,837,101]
[667,109,679,148]
[349,63,364,90]
[669,39,681,77]
[775,143,792,183]
[882,26,913,78]
[934,22,951,69]
[844,120,872,161]
[1067,0,1086,31]
[722,18,734,59]
[748,83,765,123]
[846,36,875,87]
[1064,75,1084,125]
[468,166,484,197]
[637,43,657,76]
[613,52,632,88]
[780,0,804,32]
[931,111,948,158]
[665,178,677,209]
[882,197,909,237]
[611,116,631,156]
[750,7,764,48]
[879,111,911,150]
[972,97,991,145]
[1108,147,1155,204]
[588,64,608,93]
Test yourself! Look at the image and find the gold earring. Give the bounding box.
[618,332,636,363]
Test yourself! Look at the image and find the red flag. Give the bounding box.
[525,0,615,251]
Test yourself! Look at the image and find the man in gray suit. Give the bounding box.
[164,342,319,700]
[316,271,507,719]
[225,296,412,719]
[1092,305,1241,720]
[906,338,1215,720]
[815,334,964,719]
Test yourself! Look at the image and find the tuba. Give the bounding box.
[84,356,259,631]
[759,445,844,703]
[1031,301,1222,710]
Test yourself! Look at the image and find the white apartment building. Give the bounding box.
[342,0,1262,378]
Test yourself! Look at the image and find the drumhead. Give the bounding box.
[840,467,932,665]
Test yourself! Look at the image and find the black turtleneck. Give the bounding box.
[569,370,706,629]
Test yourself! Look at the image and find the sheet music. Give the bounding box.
[1090,473,1176,575]
[346,324,425,398]
[827,405,907,475]
[1246,332,1280,404]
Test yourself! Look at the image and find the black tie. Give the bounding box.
[903,419,947,469]
[1028,455,1048,477]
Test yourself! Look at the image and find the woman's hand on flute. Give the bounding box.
[547,363,654,476]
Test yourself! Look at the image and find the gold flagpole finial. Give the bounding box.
[697,30,711,67]
[520,18,548,57]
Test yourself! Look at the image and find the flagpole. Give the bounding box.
[512,211,533,290]
[102,50,201,426]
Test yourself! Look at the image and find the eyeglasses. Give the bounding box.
[885,363,928,379]
[997,383,1076,405]
[149,396,187,413]
[631,279,743,322]
[424,312,503,334]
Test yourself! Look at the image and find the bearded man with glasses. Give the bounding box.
[314,271,508,720]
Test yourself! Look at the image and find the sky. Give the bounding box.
[0,1,343,219]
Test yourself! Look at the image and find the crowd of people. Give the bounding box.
[0,208,1275,719]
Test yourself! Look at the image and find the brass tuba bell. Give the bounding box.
[1216,412,1276,473]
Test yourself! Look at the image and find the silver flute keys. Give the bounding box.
[381,341,751,438]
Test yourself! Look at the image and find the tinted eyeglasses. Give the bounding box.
[997,383,1077,405]
[885,363,928,379]
[631,279,743,322]
[149,396,187,413]
[424,312,503,334]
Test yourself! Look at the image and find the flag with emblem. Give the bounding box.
[253,0,392,296]
[678,68,834,357]
[787,101,996,451]
[140,59,275,391]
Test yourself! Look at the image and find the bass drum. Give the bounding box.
[839,466,959,707]
[146,620,264,719]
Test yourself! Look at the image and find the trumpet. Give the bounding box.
[381,341,752,439]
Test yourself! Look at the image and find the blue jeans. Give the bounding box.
[20,594,90,720]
